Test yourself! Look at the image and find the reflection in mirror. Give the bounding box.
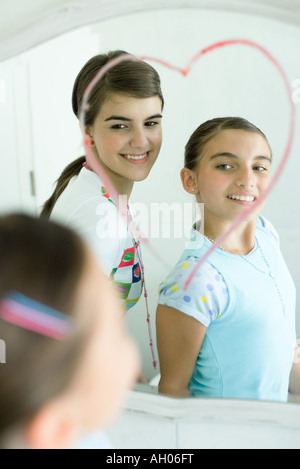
[1,7,300,405]
[157,118,299,403]
[41,49,164,385]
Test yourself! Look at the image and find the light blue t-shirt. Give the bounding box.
[158,217,296,402]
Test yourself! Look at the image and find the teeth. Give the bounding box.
[228,195,255,202]
[123,153,147,160]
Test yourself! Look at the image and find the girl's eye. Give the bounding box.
[111,124,127,130]
[145,121,159,127]
[254,166,267,172]
[217,164,233,170]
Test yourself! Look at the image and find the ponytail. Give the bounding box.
[40,156,85,219]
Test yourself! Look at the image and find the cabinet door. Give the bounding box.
[0,57,37,214]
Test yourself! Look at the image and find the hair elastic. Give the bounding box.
[0,291,74,340]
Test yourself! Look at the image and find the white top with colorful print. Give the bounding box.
[51,166,143,310]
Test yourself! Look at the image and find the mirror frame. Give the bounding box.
[1,0,300,418]
[1,0,300,62]
[106,388,300,448]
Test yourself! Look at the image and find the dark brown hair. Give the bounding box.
[0,214,87,444]
[40,50,164,218]
[184,117,272,170]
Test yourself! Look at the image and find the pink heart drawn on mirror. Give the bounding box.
[80,39,296,290]
[142,39,296,289]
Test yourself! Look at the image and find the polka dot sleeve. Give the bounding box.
[158,257,229,328]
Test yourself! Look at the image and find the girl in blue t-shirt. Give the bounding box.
[157,117,300,402]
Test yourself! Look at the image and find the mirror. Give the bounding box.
[1,3,300,404]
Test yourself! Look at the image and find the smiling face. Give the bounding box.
[87,93,163,195]
[182,129,272,225]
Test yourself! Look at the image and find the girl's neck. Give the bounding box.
[105,172,134,200]
[202,214,257,256]
[84,161,134,199]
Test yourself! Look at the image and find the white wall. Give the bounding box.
[0,8,300,380]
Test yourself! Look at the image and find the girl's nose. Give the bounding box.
[130,127,148,148]
[235,169,255,189]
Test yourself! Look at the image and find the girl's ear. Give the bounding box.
[180,168,199,194]
[85,126,92,137]
[84,126,95,146]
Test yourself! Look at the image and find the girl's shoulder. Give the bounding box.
[53,168,121,224]
[257,215,280,245]
[158,255,229,327]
